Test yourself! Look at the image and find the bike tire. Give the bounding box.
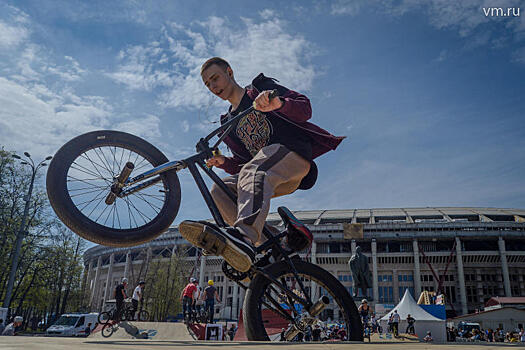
[243,260,362,341]
[101,323,116,338]
[98,311,112,325]
[46,130,181,247]
[138,310,149,321]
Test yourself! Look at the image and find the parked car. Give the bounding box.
[46,313,98,337]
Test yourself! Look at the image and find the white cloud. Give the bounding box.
[0,20,29,49]
[330,0,363,16]
[0,5,161,160]
[107,13,317,112]
[115,114,162,139]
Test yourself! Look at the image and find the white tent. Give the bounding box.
[379,289,446,343]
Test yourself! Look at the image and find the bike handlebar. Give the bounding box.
[199,89,280,154]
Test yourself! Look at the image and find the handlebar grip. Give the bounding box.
[253,89,280,110]
[268,89,279,100]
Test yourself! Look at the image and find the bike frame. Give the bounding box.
[114,102,314,321]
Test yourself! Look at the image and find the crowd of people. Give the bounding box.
[180,278,221,324]
[447,326,525,343]
[280,322,348,342]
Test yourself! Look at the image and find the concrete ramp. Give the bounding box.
[91,321,195,340]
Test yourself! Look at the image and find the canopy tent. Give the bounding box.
[380,289,446,343]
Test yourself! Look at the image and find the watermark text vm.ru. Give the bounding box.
[483,7,520,17]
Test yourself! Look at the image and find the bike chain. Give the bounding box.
[221,261,249,281]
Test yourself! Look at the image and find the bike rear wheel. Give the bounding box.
[46,130,181,247]
[101,323,117,338]
[138,310,149,321]
[243,260,362,341]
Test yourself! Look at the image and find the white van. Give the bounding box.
[46,313,99,337]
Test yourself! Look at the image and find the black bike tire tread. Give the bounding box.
[46,130,181,247]
[98,311,112,325]
[101,323,115,338]
[243,260,363,341]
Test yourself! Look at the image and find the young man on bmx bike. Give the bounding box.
[45,56,364,341]
[178,57,344,273]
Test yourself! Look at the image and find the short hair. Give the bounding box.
[201,57,230,75]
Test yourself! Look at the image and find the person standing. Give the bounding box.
[114,278,128,322]
[0,319,5,335]
[227,324,236,340]
[131,281,145,321]
[180,278,198,322]
[84,322,92,337]
[203,280,221,324]
[406,314,416,334]
[358,299,370,324]
[391,310,400,337]
[1,316,23,336]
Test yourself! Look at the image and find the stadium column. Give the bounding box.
[498,236,512,297]
[199,254,206,287]
[412,240,421,296]
[232,284,239,320]
[123,250,131,280]
[311,241,318,302]
[239,287,246,320]
[455,237,468,315]
[84,260,93,300]
[90,256,102,311]
[371,239,378,303]
[102,253,115,310]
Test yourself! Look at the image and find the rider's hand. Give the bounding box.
[206,155,225,167]
[253,90,283,112]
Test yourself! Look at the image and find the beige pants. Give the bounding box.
[210,144,310,245]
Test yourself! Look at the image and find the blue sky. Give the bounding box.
[1,0,524,234]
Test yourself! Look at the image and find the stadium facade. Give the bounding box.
[83,207,525,320]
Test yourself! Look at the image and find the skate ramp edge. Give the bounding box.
[90,321,194,340]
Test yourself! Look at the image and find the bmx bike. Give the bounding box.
[46,91,363,341]
[98,299,150,324]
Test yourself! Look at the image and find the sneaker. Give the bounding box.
[179,221,255,272]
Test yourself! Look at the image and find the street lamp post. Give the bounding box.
[2,152,52,309]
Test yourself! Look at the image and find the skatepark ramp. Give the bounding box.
[91,321,195,340]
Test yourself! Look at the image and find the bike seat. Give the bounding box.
[277,206,313,252]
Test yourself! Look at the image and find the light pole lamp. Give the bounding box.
[2,153,52,309]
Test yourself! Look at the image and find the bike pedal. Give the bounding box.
[198,227,226,255]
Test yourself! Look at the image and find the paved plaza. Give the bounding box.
[0,337,523,350]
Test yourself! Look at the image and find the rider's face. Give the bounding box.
[201,64,234,100]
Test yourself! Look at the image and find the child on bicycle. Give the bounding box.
[179,57,344,273]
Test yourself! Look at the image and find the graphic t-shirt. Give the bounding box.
[227,90,312,161]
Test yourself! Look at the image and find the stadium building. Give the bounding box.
[83,207,525,320]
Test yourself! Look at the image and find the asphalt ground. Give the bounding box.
[0,337,522,350]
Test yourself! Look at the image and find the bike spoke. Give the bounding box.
[67,144,169,230]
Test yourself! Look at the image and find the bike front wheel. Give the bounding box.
[98,311,112,325]
[47,130,181,247]
[243,260,362,341]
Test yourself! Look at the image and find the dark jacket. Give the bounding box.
[217,73,345,188]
